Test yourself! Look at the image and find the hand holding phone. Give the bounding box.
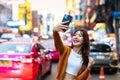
[62,14,73,31]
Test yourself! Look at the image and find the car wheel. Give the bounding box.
[37,69,43,80]
[47,62,52,75]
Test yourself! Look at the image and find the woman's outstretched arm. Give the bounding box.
[53,22,69,54]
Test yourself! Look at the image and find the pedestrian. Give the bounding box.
[53,22,95,80]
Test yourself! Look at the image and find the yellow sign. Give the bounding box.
[93,23,105,30]
[18,1,32,31]
[66,0,75,12]
[107,34,115,38]
[73,20,82,26]
[19,25,32,31]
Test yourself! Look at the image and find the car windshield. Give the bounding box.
[90,44,111,52]
[0,43,32,53]
[1,33,15,40]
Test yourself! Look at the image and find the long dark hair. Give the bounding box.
[71,27,90,67]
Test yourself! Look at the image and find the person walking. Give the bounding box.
[53,22,95,80]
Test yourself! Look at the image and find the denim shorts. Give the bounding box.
[64,73,76,80]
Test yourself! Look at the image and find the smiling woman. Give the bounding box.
[53,22,95,80]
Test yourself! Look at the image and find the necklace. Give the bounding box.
[73,48,81,54]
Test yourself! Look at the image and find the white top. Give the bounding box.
[66,49,83,76]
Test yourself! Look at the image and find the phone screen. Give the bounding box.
[62,14,72,26]
[62,14,73,31]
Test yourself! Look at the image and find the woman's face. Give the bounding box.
[72,31,83,47]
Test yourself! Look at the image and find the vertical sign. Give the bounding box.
[66,0,75,12]
[32,10,38,32]
[7,0,25,20]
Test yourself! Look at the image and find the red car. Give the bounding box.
[41,39,59,62]
[47,48,59,62]
[0,41,52,80]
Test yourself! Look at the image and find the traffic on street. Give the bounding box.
[0,0,120,80]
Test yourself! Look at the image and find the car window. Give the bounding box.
[90,44,111,52]
[1,33,16,40]
[0,43,32,53]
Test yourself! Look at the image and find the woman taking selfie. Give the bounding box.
[53,22,95,80]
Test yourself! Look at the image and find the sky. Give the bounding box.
[30,0,66,23]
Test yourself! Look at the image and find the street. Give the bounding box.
[45,62,120,80]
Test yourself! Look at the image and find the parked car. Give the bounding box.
[48,48,59,62]
[90,43,119,74]
[0,38,8,43]
[0,41,52,80]
[0,33,16,40]
[0,33,18,43]
[41,39,59,62]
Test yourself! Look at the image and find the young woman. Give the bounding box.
[53,22,95,80]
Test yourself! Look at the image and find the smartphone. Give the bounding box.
[62,14,73,31]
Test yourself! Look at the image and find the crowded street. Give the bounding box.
[0,0,120,80]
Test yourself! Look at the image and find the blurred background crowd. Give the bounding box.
[0,0,118,52]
